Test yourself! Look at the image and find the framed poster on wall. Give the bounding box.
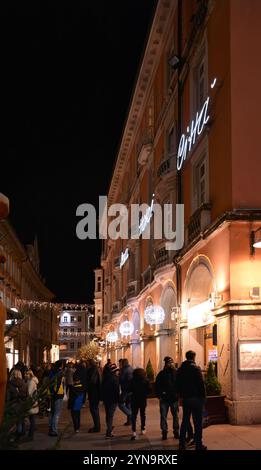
[238,340,261,371]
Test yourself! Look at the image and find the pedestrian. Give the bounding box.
[155,356,179,440]
[48,360,65,437]
[77,361,88,406]
[68,371,85,433]
[25,368,39,441]
[128,368,150,441]
[177,350,207,451]
[101,363,120,438]
[7,368,27,441]
[65,362,75,397]
[86,359,101,433]
[118,358,133,425]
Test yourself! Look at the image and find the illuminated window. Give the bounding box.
[63,316,68,323]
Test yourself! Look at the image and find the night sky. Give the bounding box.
[1,1,157,303]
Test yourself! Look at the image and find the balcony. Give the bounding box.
[187,203,211,244]
[154,243,173,271]
[142,266,152,289]
[112,301,121,315]
[126,280,139,301]
[157,155,176,179]
[137,127,154,166]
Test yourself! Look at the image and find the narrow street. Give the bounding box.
[19,398,261,451]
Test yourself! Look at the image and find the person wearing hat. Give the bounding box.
[101,363,120,438]
[155,356,179,440]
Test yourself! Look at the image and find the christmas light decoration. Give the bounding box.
[144,305,165,326]
[119,320,134,337]
[106,331,118,343]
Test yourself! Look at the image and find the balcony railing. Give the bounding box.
[154,244,173,270]
[112,301,121,315]
[142,266,152,289]
[126,280,139,301]
[187,203,211,243]
[157,154,176,179]
[137,127,154,166]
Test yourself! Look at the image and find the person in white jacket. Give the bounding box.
[25,369,39,440]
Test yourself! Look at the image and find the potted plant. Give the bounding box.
[204,362,227,425]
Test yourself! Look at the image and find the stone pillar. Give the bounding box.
[130,339,141,368]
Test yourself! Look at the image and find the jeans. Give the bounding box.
[71,410,80,431]
[104,403,117,435]
[160,399,179,435]
[179,397,204,449]
[28,414,36,437]
[49,397,63,433]
[131,401,146,432]
[118,392,132,417]
[89,400,100,430]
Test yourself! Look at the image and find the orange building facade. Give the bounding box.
[95,0,261,424]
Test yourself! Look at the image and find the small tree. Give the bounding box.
[77,341,99,362]
[146,358,155,382]
[205,361,221,396]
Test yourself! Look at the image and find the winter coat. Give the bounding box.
[7,377,27,402]
[119,365,133,393]
[65,367,75,386]
[101,372,120,405]
[155,367,178,402]
[86,365,101,403]
[27,376,39,415]
[128,376,150,405]
[176,360,206,400]
[49,369,65,399]
[68,382,84,411]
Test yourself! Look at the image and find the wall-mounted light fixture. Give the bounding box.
[251,227,261,255]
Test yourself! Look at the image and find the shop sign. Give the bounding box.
[208,349,218,362]
[187,299,215,330]
[177,78,217,171]
[238,341,261,371]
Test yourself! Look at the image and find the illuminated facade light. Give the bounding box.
[144,305,165,326]
[106,331,118,343]
[119,320,134,337]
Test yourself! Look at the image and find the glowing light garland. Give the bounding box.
[144,305,165,326]
[119,320,134,337]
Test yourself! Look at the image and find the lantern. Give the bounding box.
[119,320,134,337]
[144,305,165,326]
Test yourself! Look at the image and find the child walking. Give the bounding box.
[68,371,85,433]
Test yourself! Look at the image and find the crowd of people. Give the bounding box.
[5,350,207,450]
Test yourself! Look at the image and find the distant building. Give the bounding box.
[0,220,58,368]
[58,304,94,361]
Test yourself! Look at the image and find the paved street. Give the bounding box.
[19,398,261,451]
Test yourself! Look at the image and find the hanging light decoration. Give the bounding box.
[144,305,165,326]
[119,320,134,337]
[106,331,118,343]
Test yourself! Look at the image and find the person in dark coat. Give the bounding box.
[101,363,120,438]
[86,359,101,432]
[118,358,133,425]
[176,350,207,451]
[7,368,27,440]
[128,368,150,440]
[68,371,85,432]
[155,356,179,440]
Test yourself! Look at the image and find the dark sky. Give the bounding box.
[1,1,157,303]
